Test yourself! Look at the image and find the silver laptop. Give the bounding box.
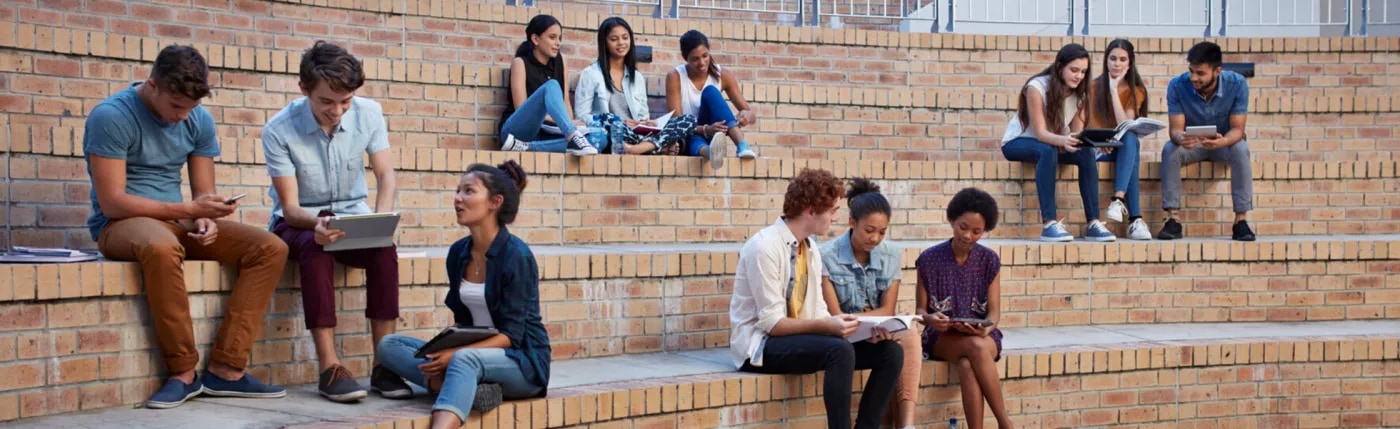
[324,212,401,252]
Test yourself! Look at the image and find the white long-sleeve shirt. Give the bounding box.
[729,218,831,369]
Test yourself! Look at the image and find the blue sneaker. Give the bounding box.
[145,376,203,409]
[200,370,287,399]
[736,142,757,159]
[1084,220,1117,242]
[1040,220,1073,242]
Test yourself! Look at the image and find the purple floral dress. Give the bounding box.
[916,240,1003,361]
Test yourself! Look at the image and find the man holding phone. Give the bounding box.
[84,45,290,409]
[261,41,407,403]
[1161,41,1256,241]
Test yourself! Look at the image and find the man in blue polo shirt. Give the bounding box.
[261,41,410,403]
[1161,41,1256,242]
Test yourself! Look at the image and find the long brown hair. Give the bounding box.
[1091,39,1149,125]
[1016,43,1091,134]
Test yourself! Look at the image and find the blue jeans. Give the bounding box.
[377,334,543,422]
[1002,137,1100,222]
[686,85,739,156]
[1099,132,1141,217]
[501,80,575,153]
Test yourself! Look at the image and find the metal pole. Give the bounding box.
[1204,0,1213,36]
[1219,0,1228,35]
[1345,0,1353,36]
[670,0,678,18]
[932,0,941,32]
[945,0,954,32]
[1082,0,1090,35]
[1361,0,1369,35]
[1067,0,1075,35]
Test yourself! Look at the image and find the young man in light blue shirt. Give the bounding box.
[261,41,409,403]
[1161,41,1256,241]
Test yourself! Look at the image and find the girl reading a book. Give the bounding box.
[916,188,1010,429]
[1000,43,1114,242]
[574,17,696,155]
[666,30,758,168]
[497,14,600,156]
[818,178,920,429]
[1088,38,1153,240]
[377,160,551,429]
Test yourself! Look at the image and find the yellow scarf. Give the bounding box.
[788,240,808,318]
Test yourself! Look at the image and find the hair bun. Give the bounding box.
[498,159,529,192]
[845,177,880,200]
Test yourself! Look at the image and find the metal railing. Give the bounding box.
[565,0,1398,35]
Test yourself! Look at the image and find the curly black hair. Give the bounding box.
[845,178,890,221]
[946,187,999,231]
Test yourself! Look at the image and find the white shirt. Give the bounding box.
[674,64,721,117]
[1001,75,1081,145]
[458,280,494,328]
[729,218,830,369]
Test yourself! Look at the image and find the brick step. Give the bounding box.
[1,235,1398,420]
[7,140,1399,248]
[8,321,1399,427]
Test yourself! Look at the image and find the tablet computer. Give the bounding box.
[1077,128,1125,148]
[1185,125,1218,137]
[415,325,501,358]
[324,212,401,252]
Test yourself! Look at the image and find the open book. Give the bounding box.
[1113,117,1167,140]
[846,315,919,343]
[632,111,674,134]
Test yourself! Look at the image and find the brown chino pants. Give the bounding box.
[98,217,289,374]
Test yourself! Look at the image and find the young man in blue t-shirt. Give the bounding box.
[1161,41,1256,242]
[84,45,290,409]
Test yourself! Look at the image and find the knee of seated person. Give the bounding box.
[700,85,723,98]
[1229,141,1250,157]
[451,348,485,367]
[538,79,562,95]
[257,237,290,261]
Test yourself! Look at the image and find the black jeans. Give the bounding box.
[741,334,903,429]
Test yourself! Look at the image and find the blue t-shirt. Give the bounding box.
[83,84,220,240]
[1166,70,1249,136]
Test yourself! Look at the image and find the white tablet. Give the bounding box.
[1185,125,1218,137]
[324,212,401,252]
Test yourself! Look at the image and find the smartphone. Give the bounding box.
[949,318,993,327]
[226,193,247,205]
[1185,125,1218,137]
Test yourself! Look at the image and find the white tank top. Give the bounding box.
[675,64,721,117]
[458,281,494,328]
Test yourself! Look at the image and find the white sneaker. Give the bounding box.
[1128,218,1152,240]
[500,134,529,152]
[1106,199,1127,223]
[706,133,729,169]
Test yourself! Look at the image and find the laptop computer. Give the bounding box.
[324,212,401,252]
[1077,128,1125,148]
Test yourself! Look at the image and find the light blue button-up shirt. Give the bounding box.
[261,96,390,227]
[1166,70,1249,136]
[819,230,901,314]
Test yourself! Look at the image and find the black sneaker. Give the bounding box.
[1157,218,1184,240]
[318,364,367,403]
[472,383,503,413]
[565,131,598,156]
[370,365,413,399]
[1232,220,1257,242]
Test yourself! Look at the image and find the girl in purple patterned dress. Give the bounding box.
[916,188,1012,429]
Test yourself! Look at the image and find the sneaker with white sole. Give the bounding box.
[566,131,598,156]
[1084,220,1117,242]
[707,133,729,169]
[1127,218,1152,240]
[1040,220,1073,242]
[735,142,757,159]
[500,134,529,152]
[1106,199,1127,223]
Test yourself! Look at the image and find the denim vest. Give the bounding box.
[819,231,901,314]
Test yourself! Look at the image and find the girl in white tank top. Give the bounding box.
[675,63,720,118]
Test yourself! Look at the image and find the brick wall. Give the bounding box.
[6,126,1400,248]
[3,238,1397,419]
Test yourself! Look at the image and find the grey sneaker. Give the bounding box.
[472,383,503,413]
[370,365,413,399]
[317,364,367,403]
[500,134,529,152]
[707,133,729,169]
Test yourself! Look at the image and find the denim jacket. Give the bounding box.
[819,231,902,314]
[573,62,649,122]
[444,228,551,394]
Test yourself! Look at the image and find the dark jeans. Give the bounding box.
[740,335,903,429]
[1002,136,1100,222]
[273,215,400,329]
[686,85,740,156]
